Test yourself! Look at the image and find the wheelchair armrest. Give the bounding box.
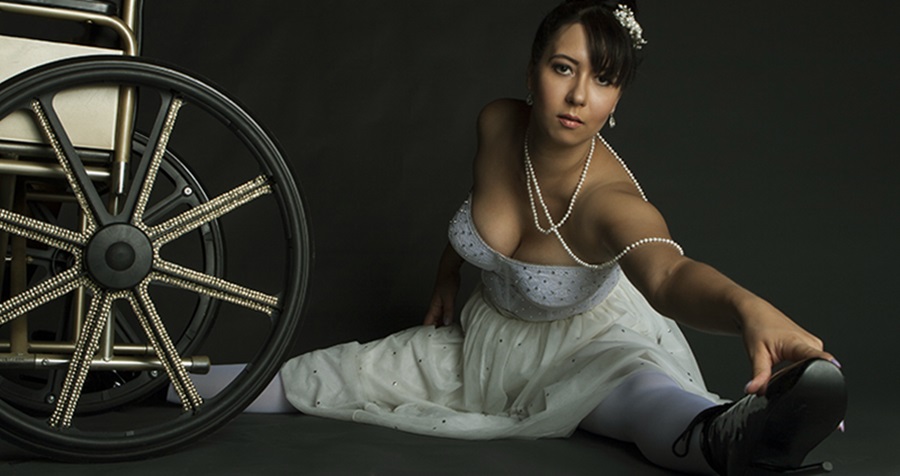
[1,0,116,15]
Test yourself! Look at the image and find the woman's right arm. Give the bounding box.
[423,242,464,327]
[423,99,519,327]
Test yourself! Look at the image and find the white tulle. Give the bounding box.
[280,275,724,439]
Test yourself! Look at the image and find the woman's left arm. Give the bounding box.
[601,195,836,394]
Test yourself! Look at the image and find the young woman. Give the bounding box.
[182,2,847,474]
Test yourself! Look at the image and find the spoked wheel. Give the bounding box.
[0,134,224,413]
[0,56,311,461]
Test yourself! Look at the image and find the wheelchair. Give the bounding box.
[0,0,311,461]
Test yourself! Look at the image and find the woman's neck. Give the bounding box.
[527,127,595,179]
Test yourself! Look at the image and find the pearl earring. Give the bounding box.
[526,92,534,106]
[608,112,617,128]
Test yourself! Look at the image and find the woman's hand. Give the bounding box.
[738,300,837,395]
[423,243,464,327]
[423,270,460,327]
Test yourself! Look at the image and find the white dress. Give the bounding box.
[280,194,724,440]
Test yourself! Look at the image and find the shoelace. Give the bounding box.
[671,403,732,458]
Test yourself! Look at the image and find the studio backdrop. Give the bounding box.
[17,0,897,414]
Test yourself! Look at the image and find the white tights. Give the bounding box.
[579,371,717,474]
[170,367,716,473]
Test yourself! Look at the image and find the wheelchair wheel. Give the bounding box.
[0,133,224,413]
[0,56,311,461]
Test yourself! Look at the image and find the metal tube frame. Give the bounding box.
[0,0,138,180]
[0,0,195,373]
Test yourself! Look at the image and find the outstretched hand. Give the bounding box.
[740,302,837,395]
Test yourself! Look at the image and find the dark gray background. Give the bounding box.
[141,0,896,453]
[0,0,897,473]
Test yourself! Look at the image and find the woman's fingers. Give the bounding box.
[442,300,454,326]
[746,340,838,396]
[746,348,773,395]
[424,293,455,327]
[424,297,443,326]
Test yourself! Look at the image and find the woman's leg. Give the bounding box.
[579,371,716,474]
[166,363,296,413]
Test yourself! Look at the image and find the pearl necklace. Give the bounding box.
[523,132,595,235]
[523,132,684,269]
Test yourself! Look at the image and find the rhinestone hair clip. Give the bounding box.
[613,4,647,50]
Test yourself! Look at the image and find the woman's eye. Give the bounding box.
[553,64,573,75]
[595,76,610,86]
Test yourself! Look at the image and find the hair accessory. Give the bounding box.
[612,4,647,50]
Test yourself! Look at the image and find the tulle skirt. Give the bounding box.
[280,275,723,439]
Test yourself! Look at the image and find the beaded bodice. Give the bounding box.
[449,196,621,322]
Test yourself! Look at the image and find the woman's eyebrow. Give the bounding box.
[548,53,579,65]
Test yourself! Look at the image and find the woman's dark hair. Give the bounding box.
[529,0,642,89]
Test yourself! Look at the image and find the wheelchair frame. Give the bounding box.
[0,0,311,461]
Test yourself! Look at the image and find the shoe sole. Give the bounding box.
[744,358,847,474]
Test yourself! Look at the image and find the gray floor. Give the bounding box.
[1,401,897,476]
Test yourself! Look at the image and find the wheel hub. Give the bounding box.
[85,224,153,290]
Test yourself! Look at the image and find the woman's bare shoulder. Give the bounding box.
[473,99,528,179]
[579,180,673,254]
[584,181,659,224]
[477,98,528,140]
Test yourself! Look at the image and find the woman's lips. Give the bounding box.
[558,114,583,129]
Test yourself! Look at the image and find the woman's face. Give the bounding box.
[530,22,621,148]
